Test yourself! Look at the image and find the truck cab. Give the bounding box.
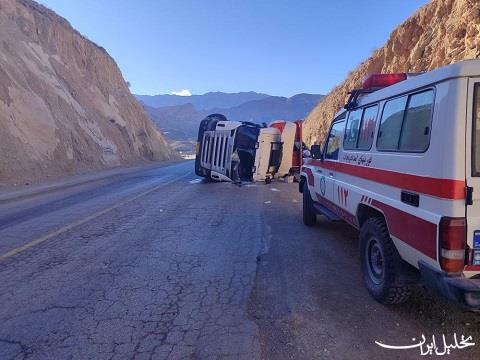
[195,114,283,182]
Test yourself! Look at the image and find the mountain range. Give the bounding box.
[135,92,323,153]
[136,91,270,110]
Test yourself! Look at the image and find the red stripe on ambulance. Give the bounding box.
[314,191,437,260]
[371,199,437,259]
[315,193,358,227]
[310,160,465,200]
[301,166,315,186]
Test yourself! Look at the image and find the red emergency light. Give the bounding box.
[362,73,407,89]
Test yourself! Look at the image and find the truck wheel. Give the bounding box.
[360,218,411,304]
[302,182,316,226]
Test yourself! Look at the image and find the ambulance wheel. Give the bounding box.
[302,182,316,226]
[360,217,411,304]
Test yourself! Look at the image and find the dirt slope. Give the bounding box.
[303,0,480,145]
[0,0,174,185]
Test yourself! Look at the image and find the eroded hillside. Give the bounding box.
[0,0,173,185]
[304,0,480,145]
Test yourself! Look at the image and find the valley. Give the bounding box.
[137,92,323,157]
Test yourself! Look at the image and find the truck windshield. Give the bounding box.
[473,83,480,176]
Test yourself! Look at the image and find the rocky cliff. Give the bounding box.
[303,0,480,145]
[0,0,174,185]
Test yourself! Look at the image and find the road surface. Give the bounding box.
[0,161,478,359]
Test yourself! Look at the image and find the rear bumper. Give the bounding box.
[419,261,480,310]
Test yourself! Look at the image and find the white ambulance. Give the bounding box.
[300,60,480,310]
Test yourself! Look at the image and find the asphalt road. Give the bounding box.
[0,160,479,359]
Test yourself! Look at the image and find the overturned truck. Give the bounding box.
[194,114,302,183]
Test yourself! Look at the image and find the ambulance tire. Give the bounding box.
[360,217,411,304]
[302,182,316,226]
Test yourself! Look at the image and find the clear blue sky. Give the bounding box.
[38,0,428,97]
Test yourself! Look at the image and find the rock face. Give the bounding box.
[0,0,174,184]
[303,0,480,145]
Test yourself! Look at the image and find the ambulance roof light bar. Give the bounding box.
[344,73,410,110]
[362,73,407,90]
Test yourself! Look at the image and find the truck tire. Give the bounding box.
[303,182,316,226]
[360,217,411,304]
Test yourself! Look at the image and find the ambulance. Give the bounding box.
[300,60,480,310]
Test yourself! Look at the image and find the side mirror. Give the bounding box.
[310,144,323,160]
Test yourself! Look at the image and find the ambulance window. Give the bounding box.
[344,109,362,149]
[472,84,480,176]
[399,90,434,151]
[357,105,379,150]
[377,96,408,150]
[325,121,344,160]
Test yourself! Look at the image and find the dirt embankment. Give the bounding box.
[0,0,174,185]
[303,0,480,145]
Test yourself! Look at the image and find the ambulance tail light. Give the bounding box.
[439,217,466,273]
[362,73,407,89]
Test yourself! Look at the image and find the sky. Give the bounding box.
[38,0,429,97]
